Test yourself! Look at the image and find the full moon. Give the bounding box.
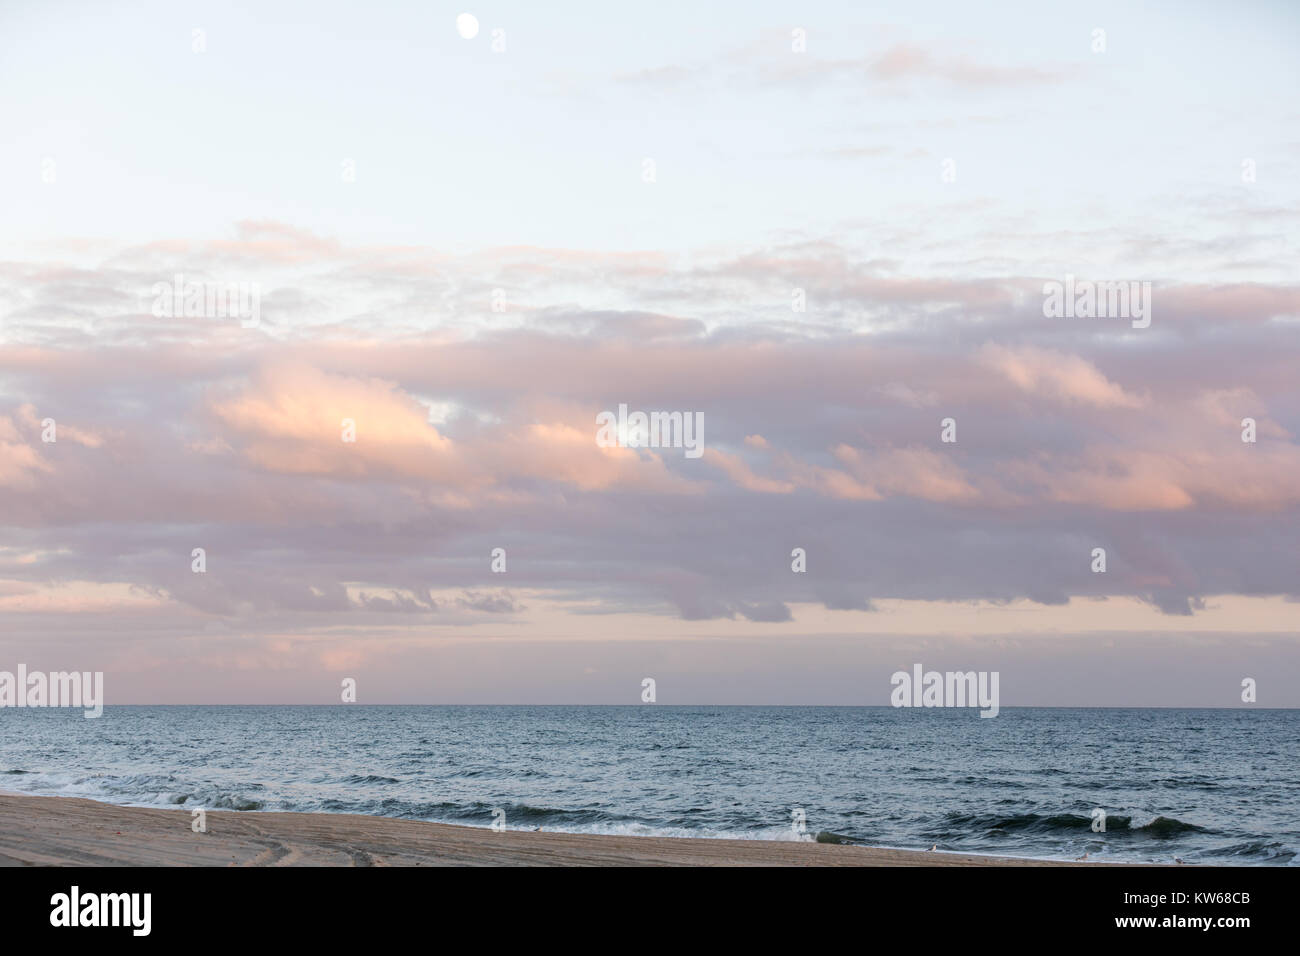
[456,14,479,39]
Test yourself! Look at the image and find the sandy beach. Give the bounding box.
[0,792,1110,866]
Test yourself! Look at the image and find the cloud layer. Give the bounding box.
[2,226,1297,653]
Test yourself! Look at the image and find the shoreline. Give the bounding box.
[0,791,1127,866]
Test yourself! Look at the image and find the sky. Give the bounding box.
[0,1,1297,705]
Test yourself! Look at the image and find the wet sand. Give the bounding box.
[0,792,1111,866]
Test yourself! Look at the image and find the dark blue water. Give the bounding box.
[1,706,1295,864]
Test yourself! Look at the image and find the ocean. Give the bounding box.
[1,705,1295,865]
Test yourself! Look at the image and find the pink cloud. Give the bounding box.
[981,345,1145,409]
